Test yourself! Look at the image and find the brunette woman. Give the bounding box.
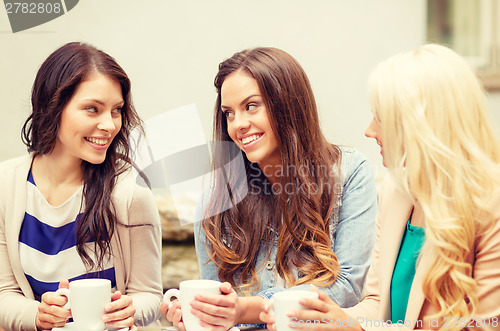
[163,47,377,330]
[0,42,162,330]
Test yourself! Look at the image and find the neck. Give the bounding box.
[258,162,281,185]
[32,153,83,187]
[410,203,426,228]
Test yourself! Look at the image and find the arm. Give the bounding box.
[317,149,378,307]
[0,164,40,330]
[194,218,221,282]
[468,193,500,331]
[347,182,500,331]
[0,223,40,330]
[343,176,405,330]
[119,184,163,326]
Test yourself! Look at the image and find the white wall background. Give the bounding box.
[1,0,498,179]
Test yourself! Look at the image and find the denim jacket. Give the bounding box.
[194,147,377,308]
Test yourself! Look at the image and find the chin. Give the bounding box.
[84,156,107,165]
[245,156,262,165]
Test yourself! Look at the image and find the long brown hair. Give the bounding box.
[22,42,142,270]
[202,47,342,293]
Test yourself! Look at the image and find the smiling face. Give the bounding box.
[54,73,123,165]
[221,70,281,169]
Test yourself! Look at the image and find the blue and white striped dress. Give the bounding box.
[19,171,116,301]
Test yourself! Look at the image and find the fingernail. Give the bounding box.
[102,315,109,322]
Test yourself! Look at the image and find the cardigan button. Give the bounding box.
[266,261,273,270]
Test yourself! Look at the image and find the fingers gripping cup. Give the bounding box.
[269,290,319,331]
[163,279,221,331]
[55,279,111,331]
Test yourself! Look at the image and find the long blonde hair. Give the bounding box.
[369,44,500,329]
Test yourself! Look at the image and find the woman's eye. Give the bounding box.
[112,107,122,115]
[247,103,258,111]
[85,107,98,113]
[223,110,234,119]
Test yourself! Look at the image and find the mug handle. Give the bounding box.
[163,288,181,310]
[55,288,71,310]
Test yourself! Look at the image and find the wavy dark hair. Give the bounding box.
[21,42,143,271]
[202,47,342,293]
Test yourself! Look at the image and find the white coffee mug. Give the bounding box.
[269,290,319,331]
[163,279,221,331]
[56,278,111,331]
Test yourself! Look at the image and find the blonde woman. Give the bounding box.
[261,44,500,330]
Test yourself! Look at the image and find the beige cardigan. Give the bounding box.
[0,155,163,330]
[346,175,500,330]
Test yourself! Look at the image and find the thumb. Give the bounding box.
[220,282,233,294]
[111,290,123,301]
[59,279,70,289]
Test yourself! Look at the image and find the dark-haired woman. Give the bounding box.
[0,42,162,330]
[162,47,377,330]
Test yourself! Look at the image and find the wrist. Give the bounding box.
[234,296,244,324]
[235,296,266,324]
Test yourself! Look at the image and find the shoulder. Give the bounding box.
[0,154,32,193]
[0,155,31,175]
[478,187,500,235]
[339,146,369,165]
[0,155,32,215]
[112,167,158,220]
[489,188,500,219]
[378,174,400,197]
[338,146,373,187]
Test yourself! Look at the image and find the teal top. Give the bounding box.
[390,218,425,323]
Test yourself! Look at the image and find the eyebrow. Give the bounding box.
[82,98,124,107]
[221,94,260,110]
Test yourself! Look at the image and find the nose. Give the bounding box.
[233,112,251,131]
[97,112,117,132]
[365,118,376,139]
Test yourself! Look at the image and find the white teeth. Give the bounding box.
[242,134,262,144]
[86,137,107,146]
